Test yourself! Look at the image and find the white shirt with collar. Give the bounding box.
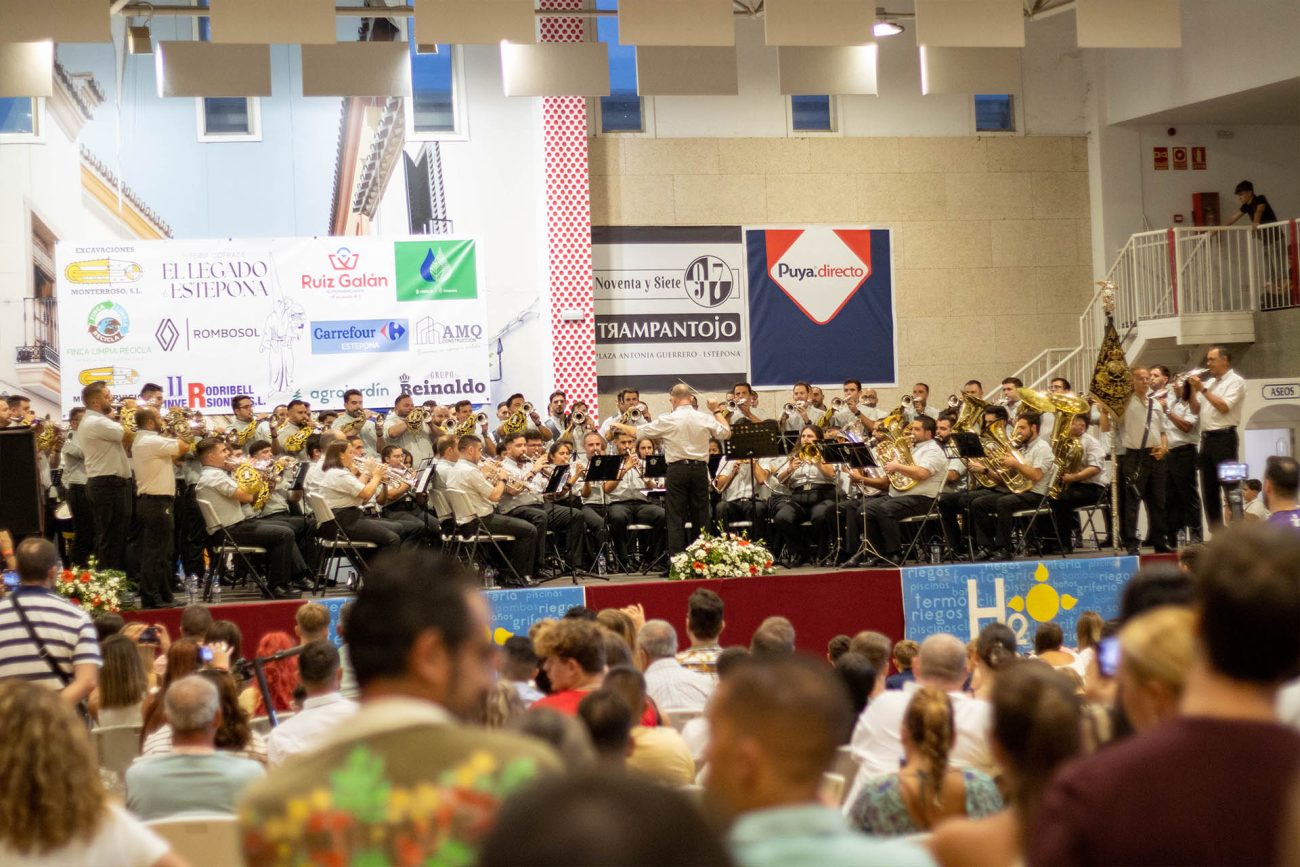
[195,465,246,529]
[1117,394,1165,454]
[1020,436,1057,496]
[599,412,646,439]
[332,414,379,456]
[1159,397,1199,448]
[844,680,996,814]
[609,461,652,503]
[896,437,949,499]
[79,408,131,479]
[384,414,433,467]
[447,458,496,518]
[1197,369,1246,431]
[1077,433,1111,487]
[61,430,88,485]
[716,458,756,502]
[266,692,360,767]
[636,404,730,463]
[317,468,366,510]
[643,656,715,714]
[131,430,182,496]
[498,457,544,513]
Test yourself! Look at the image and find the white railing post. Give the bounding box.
[1245,225,1258,310]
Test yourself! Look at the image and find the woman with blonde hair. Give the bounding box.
[849,686,1003,835]
[1117,605,1195,732]
[0,681,183,866]
[596,608,637,649]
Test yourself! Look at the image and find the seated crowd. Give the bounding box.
[0,521,1297,866]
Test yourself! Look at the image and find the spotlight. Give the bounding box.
[874,7,904,37]
[128,24,152,55]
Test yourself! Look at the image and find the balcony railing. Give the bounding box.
[16,297,59,370]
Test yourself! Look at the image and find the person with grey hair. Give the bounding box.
[842,633,996,814]
[635,620,715,713]
[125,675,264,820]
[750,616,796,661]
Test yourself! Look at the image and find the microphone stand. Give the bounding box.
[252,643,306,728]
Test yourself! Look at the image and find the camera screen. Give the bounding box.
[1216,461,1249,483]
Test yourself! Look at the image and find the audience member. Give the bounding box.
[970,623,1017,700]
[578,689,634,771]
[886,639,919,690]
[94,611,126,642]
[293,602,330,644]
[179,604,213,642]
[238,552,561,865]
[1265,455,1300,530]
[677,588,726,676]
[509,708,596,771]
[1115,605,1195,733]
[144,668,269,764]
[1118,561,1193,622]
[597,608,638,649]
[266,640,358,767]
[335,599,359,699]
[849,685,1002,835]
[1032,623,1075,667]
[501,634,544,706]
[243,630,299,716]
[749,616,796,661]
[126,675,265,819]
[141,638,201,738]
[482,680,527,729]
[706,656,932,867]
[827,634,851,663]
[0,680,182,867]
[532,619,607,714]
[479,773,733,867]
[91,634,148,727]
[205,619,251,688]
[833,651,877,721]
[851,631,892,698]
[846,634,996,810]
[564,605,599,622]
[1031,523,1300,866]
[0,538,100,704]
[637,620,714,713]
[931,662,1083,867]
[603,628,636,671]
[604,666,695,785]
[1070,611,1103,679]
[681,646,752,764]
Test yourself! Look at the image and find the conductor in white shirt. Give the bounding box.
[267,640,358,767]
[1188,345,1246,530]
[612,384,731,563]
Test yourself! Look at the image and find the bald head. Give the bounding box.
[636,620,678,662]
[669,384,693,402]
[165,675,220,735]
[916,634,968,689]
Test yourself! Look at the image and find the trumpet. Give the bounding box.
[783,400,807,415]
[1154,367,1210,401]
[947,394,962,410]
[831,397,848,410]
[558,410,588,444]
[616,406,644,425]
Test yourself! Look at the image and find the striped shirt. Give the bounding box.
[0,586,101,690]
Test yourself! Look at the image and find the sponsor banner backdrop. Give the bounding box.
[485,586,586,643]
[55,237,490,413]
[901,556,1137,650]
[592,226,748,394]
[745,227,896,387]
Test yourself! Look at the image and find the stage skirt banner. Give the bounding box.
[591,226,749,394]
[485,586,586,644]
[55,237,490,414]
[900,556,1138,650]
[745,227,896,387]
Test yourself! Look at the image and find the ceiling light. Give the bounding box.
[127,24,152,54]
[874,7,904,37]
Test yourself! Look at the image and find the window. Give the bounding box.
[405,23,464,138]
[790,95,835,133]
[596,0,643,133]
[192,0,260,141]
[974,94,1015,133]
[0,97,38,138]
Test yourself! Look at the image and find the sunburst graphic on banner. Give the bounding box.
[1007,563,1078,623]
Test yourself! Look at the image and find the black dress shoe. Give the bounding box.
[270,587,302,600]
[841,555,864,568]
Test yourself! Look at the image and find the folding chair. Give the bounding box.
[1076,486,1114,550]
[1012,491,1063,558]
[92,723,142,781]
[146,815,240,867]
[195,499,272,601]
[898,495,944,564]
[444,489,524,586]
[305,493,376,594]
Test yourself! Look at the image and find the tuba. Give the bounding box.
[1017,388,1091,498]
[405,407,427,428]
[979,418,1033,494]
[34,417,66,454]
[113,403,138,433]
[866,400,919,491]
[952,392,997,489]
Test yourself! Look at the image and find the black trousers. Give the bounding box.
[174,482,209,575]
[665,462,711,555]
[580,504,609,566]
[259,513,312,575]
[545,502,585,569]
[1120,450,1168,549]
[607,500,665,565]
[505,505,551,573]
[1049,483,1106,551]
[1164,444,1201,544]
[136,495,175,606]
[772,488,836,560]
[332,507,401,551]
[863,495,933,559]
[972,490,1044,551]
[66,483,96,567]
[940,488,1004,551]
[480,511,537,582]
[717,498,768,542]
[1198,429,1238,529]
[225,518,297,588]
[86,475,131,571]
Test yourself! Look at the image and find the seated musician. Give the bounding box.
[443,434,536,586]
[939,405,1012,558]
[315,441,401,551]
[603,431,665,569]
[193,438,303,599]
[969,412,1056,560]
[843,416,949,567]
[576,432,613,569]
[770,425,837,568]
[376,445,435,547]
[716,450,766,539]
[544,439,601,568]
[497,433,583,578]
[245,439,312,570]
[1048,414,1110,555]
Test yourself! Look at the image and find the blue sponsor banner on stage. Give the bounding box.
[318,596,354,647]
[485,586,587,643]
[901,557,1138,649]
[745,227,895,386]
[310,319,409,355]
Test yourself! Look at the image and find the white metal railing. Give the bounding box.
[1015,219,1299,391]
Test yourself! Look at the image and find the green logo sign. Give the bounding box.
[394,240,478,302]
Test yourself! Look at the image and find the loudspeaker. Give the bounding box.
[0,428,44,536]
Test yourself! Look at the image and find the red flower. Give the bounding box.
[92,596,102,606]
[79,574,90,584]
[61,573,74,584]
[749,564,758,574]
[693,561,704,569]
[764,559,773,568]
[738,539,750,547]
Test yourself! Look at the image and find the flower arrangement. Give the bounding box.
[669,530,776,581]
[54,559,129,615]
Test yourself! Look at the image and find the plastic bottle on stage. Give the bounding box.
[596,552,607,577]
[929,541,942,565]
[483,565,497,590]
[211,575,222,603]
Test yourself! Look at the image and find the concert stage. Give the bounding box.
[122,553,1176,657]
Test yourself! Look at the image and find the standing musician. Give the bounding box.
[969,412,1056,561]
[903,383,934,421]
[1150,365,1201,547]
[332,389,380,457]
[963,380,985,399]
[542,390,569,440]
[845,416,948,566]
[60,408,95,567]
[384,393,434,469]
[1188,346,1245,531]
[769,425,837,567]
[79,381,133,572]
[315,441,400,551]
[445,434,536,586]
[599,388,650,439]
[277,399,314,455]
[1107,366,1170,555]
[833,379,881,433]
[729,382,765,425]
[226,395,272,452]
[193,438,301,600]
[1047,414,1110,555]
[1000,378,1024,423]
[497,433,582,577]
[778,381,815,433]
[375,445,433,547]
[602,430,666,570]
[131,408,190,608]
[613,383,731,562]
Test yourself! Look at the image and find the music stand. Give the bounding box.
[289,462,311,492]
[585,455,623,484]
[643,455,667,479]
[723,421,783,542]
[544,465,570,495]
[950,432,984,459]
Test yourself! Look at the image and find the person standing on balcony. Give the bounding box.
[1227,180,1278,230]
[1188,346,1246,533]
[78,381,134,573]
[1226,180,1282,300]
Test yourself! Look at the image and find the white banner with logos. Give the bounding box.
[55,236,490,414]
[591,226,749,394]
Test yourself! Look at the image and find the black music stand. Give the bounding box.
[584,456,625,573]
[948,433,988,561]
[722,421,783,542]
[643,455,667,479]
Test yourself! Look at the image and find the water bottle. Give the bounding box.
[185,573,198,604]
[210,575,222,604]
[483,565,498,590]
[596,552,607,576]
[929,540,941,565]
[178,567,190,603]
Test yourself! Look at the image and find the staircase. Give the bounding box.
[1015,219,1299,391]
